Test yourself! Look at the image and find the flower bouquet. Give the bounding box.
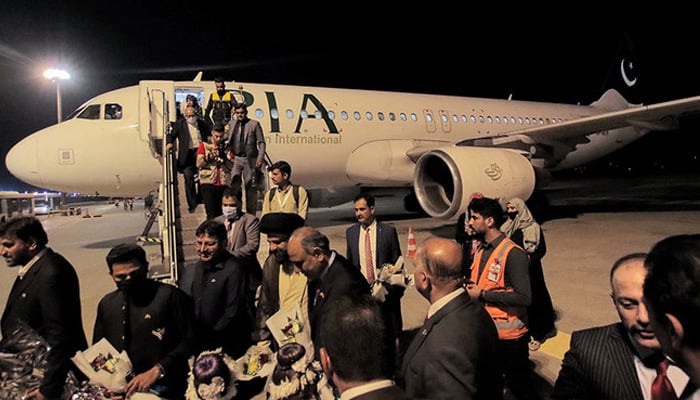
[266,305,312,352]
[371,256,413,303]
[0,322,52,399]
[71,338,133,393]
[234,341,275,381]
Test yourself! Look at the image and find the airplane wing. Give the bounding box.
[492,90,700,144]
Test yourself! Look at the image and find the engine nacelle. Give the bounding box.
[414,146,535,219]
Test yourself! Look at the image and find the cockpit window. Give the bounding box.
[67,105,86,120]
[105,103,122,120]
[77,104,100,120]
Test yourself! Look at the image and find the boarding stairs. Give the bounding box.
[139,81,271,284]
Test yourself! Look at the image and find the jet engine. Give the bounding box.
[413,146,536,219]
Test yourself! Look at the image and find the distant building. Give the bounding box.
[0,191,63,221]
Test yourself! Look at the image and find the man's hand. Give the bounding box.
[23,388,46,400]
[124,365,160,397]
[465,281,482,300]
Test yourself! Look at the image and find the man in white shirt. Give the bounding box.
[553,252,697,399]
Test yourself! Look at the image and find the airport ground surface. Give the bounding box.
[1,174,699,397]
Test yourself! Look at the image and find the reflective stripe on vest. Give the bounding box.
[470,237,528,340]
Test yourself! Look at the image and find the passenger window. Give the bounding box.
[78,105,101,120]
[105,103,122,120]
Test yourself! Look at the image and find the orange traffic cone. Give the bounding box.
[406,227,416,258]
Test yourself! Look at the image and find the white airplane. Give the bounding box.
[7,58,700,219]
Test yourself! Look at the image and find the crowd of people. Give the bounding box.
[2,86,699,400]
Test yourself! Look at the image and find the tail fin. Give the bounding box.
[600,33,644,105]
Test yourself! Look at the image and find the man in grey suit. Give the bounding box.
[0,216,88,400]
[319,294,409,400]
[345,193,403,375]
[399,237,503,400]
[214,187,261,267]
[227,103,266,214]
[552,253,695,399]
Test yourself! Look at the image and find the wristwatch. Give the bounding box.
[156,363,166,380]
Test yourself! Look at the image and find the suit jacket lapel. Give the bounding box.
[607,323,645,400]
[349,224,360,265]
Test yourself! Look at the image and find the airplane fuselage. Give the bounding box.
[11,76,693,218]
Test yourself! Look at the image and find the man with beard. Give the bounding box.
[0,216,88,400]
[93,243,196,399]
[552,253,694,399]
[255,212,306,347]
[465,196,534,400]
[166,105,210,213]
[204,77,234,129]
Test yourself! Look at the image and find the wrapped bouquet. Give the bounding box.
[0,322,51,399]
[371,256,413,303]
[71,338,133,394]
[266,305,312,352]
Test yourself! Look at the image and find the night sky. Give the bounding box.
[1,5,699,192]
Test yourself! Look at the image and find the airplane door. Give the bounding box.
[139,80,175,155]
[423,109,436,133]
[439,110,452,133]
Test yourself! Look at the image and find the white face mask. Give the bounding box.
[222,206,238,218]
[186,116,197,125]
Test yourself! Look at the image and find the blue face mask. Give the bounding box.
[222,206,238,219]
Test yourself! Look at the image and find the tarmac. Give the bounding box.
[1,173,699,397]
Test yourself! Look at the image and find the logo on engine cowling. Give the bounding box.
[484,163,503,180]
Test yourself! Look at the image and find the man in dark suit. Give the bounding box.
[93,243,197,399]
[644,234,700,394]
[552,252,696,399]
[400,237,503,400]
[166,105,210,213]
[345,193,403,374]
[0,216,88,400]
[319,294,409,400]
[227,103,266,214]
[286,226,370,358]
[180,219,253,358]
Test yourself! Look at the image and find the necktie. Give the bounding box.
[651,359,678,400]
[364,227,375,283]
[237,122,245,153]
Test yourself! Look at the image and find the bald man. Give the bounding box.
[399,237,503,400]
[553,253,695,399]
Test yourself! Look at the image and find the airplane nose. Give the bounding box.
[6,136,40,187]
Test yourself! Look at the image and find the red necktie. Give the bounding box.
[364,227,375,284]
[651,359,678,400]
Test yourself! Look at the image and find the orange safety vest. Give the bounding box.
[470,237,528,340]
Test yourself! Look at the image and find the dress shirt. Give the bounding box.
[426,287,465,319]
[342,379,395,400]
[17,248,47,279]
